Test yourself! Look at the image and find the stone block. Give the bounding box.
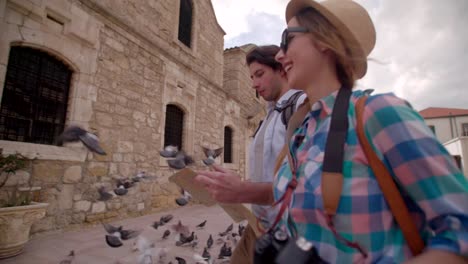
[117,141,133,153]
[91,201,106,213]
[3,170,30,187]
[87,162,108,177]
[33,162,62,184]
[58,184,74,210]
[63,166,82,183]
[73,200,91,212]
[137,202,144,211]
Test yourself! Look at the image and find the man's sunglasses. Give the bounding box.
[280,27,309,53]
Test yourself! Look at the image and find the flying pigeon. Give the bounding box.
[103,222,141,248]
[59,250,75,264]
[224,223,233,234]
[175,189,192,206]
[160,145,179,158]
[167,151,194,169]
[206,234,213,249]
[133,236,167,264]
[202,147,223,166]
[114,185,128,196]
[58,125,106,155]
[98,187,113,201]
[238,224,245,237]
[160,214,174,224]
[196,220,207,229]
[171,220,190,236]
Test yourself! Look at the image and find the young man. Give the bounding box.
[196,45,306,263]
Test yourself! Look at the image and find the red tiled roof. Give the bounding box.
[419,107,468,119]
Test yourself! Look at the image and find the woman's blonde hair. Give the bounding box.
[295,7,365,89]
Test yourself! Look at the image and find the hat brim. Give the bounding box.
[286,0,367,78]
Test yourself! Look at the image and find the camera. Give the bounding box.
[254,229,327,264]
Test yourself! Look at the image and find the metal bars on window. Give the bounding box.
[164,104,184,148]
[0,46,72,145]
[224,126,233,163]
[178,0,193,47]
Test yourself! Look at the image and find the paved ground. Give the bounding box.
[1,204,241,264]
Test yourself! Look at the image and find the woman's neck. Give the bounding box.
[304,60,342,105]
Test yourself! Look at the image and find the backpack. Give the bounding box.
[275,91,305,128]
[252,91,305,138]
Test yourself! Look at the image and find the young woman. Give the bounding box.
[273,0,468,263]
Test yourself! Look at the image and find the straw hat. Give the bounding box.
[286,0,376,79]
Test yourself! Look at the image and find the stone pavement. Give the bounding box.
[0,204,240,264]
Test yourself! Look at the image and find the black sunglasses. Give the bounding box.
[280,27,309,53]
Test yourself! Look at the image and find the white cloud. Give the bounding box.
[212,0,468,110]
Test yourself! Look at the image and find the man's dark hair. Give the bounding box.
[246,45,283,71]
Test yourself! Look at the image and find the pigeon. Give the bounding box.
[160,214,174,224]
[98,187,113,201]
[133,236,168,264]
[176,231,195,246]
[114,185,128,196]
[171,220,190,236]
[59,250,75,264]
[103,222,141,248]
[206,234,213,249]
[193,253,210,264]
[202,147,223,166]
[218,243,232,259]
[160,145,179,158]
[116,178,135,189]
[167,151,194,169]
[238,224,245,237]
[202,247,211,260]
[162,230,171,239]
[175,189,192,206]
[224,223,233,234]
[152,221,161,230]
[196,220,207,229]
[58,125,106,155]
[175,257,186,264]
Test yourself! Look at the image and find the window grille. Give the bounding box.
[178,0,193,47]
[224,126,233,163]
[0,46,72,145]
[164,104,184,148]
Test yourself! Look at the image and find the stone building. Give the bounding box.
[0,0,264,234]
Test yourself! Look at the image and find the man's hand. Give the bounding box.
[195,165,273,205]
[195,165,244,203]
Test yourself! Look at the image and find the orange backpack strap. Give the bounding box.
[355,96,425,256]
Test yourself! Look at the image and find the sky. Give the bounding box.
[211,0,468,111]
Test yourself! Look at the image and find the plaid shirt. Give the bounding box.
[273,90,468,263]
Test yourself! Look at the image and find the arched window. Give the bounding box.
[224,126,233,163]
[178,0,193,47]
[164,104,184,148]
[0,46,72,145]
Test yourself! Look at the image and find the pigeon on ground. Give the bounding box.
[176,231,195,246]
[167,151,194,169]
[202,247,211,260]
[58,125,106,155]
[114,185,128,196]
[152,221,161,230]
[59,250,75,264]
[98,187,113,201]
[175,257,186,264]
[202,147,223,166]
[116,178,135,189]
[206,234,213,249]
[175,189,192,206]
[218,243,232,259]
[196,220,207,229]
[162,230,171,239]
[103,222,141,248]
[160,145,179,158]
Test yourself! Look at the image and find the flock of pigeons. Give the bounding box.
[59,215,246,264]
[57,126,238,263]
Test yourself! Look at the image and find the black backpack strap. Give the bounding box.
[252,120,264,138]
[275,91,305,129]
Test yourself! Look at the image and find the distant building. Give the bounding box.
[420,107,468,176]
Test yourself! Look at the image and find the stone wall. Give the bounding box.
[0,0,263,234]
